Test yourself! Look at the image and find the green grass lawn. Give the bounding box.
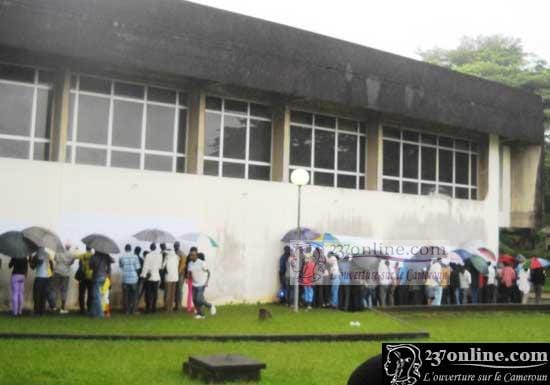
[0,307,549,385]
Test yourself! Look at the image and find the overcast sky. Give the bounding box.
[190,0,550,63]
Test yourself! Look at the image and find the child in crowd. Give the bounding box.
[301,255,315,310]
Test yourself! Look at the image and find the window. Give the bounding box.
[0,63,53,161]
[289,111,366,189]
[381,126,478,199]
[66,74,187,172]
[204,97,272,180]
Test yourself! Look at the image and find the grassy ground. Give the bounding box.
[0,307,549,385]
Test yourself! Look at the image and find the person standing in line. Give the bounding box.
[187,249,216,319]
[279,246,291,304]
[428,258,442,306]
[377,259,392,307]
[89,251,113,318]
[162,245,179,312]
[141,243,163,314]
[301,255,315,310]
[485,262,498,303]
[518,267,531,304]
[185,247,197,313]
[388,262,399,306]
[9,256,28,316]
[51,243,76,314]
[75,246,94,315]
[530,266,546,304]
[119,244,141,314]
[499,262,517,303]
[449,264,461,305]
[30,248,54,316]
[458,265,471,304]
[327,251,340,309]
[174,242,186,311]
[467,260,480,304]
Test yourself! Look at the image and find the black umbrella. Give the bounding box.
[82,234,120,254]
[281,227,320,243]
[0,231,37,259]
[22,226,65,253]
[134,228,176,243]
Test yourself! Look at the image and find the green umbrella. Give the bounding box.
[0,231,37,259]
[469,254,489,274]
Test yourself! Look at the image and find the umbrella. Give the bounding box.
[498,254,515,265]
[477,247,497,262]
[281,227,320,243]
[22,226,65,253]
[469,255,489,274]
[447,251,464,266]
[134,228,176,243]
[525,257,550,269]
[81,234,120,254]
[313,232,339,244]
[453,248,474,261]
[0,231,37,259]
[404,245,448,284]
[179,232,219,248]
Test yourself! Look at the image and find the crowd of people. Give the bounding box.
[3,241,216,319]
[278,246,547,310]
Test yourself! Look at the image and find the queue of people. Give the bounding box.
[278,246,547,310]
[2,241,216,319]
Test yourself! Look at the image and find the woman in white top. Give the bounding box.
[518,267,531,304]
[162,249,180,312]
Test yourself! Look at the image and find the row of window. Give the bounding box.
[0,63,479,199]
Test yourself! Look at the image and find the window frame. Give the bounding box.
[0,63,53,161]
[289,110,366,189]
[204,96,273,180]
[67,73,188,172]
[381,125,479,200]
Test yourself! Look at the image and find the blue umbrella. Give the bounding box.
[453,248,475,261]
[281,227,320,243]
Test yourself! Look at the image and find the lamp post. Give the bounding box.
[290,168,310,312]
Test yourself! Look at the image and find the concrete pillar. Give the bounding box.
[510,143,543,228]
[49,68,71,162]
[499,145,511,227]
[485,134,500,253]
[271,105,290,182]
[477,135,490,200]
[186,90,206,174]
[365,112,382,190]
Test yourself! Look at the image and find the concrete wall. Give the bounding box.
[510,144,543,228]
[0,137,501,309]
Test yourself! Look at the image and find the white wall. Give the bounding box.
[0,141,501,309]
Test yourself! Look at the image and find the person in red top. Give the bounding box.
[301,256,316,310]
[499,263,517,303]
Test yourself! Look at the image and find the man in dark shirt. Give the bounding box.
[279,246,290,303]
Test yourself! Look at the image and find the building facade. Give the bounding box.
[0,0,544,307]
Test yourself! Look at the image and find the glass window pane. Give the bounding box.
[147,87,176,104]
[402,130,419,142]
[314,172,334,187]
[222,162,245,178]
[0,139,29,159]
[315,114,336,129]
[223,115,246,159]
[421,183,436,195]
[79,76,111,94]
[0,83,33,136]
[178,92,188,107]
[339,118,357,132]
[204,113,221,157]
[65,145,72,163]
[439,136,453,148]
[337,133,357,172]
[35,89,53,139]
[438,149,453,183]
[403,182,418,195]
[383,126,400,139]
[204,160,219,176]
[76,95,109,144]
[455,152,469,184]
[290,111,312,125]
[205,97,221,111]
[68,93,75,141]
[224,99,247,114]
[145,154,172,172]
[75,147,106,166]
[38,70,54,85]
[114,82,144,99]
[177,110,187,154]
[176,157,185,173]
[33,142,49,161]
[471,189,477,200]
[360,136,366,173]
[112,100,143,148]
[249,119,271,162]
[250,103,271,119]
[337,174,356,189]
[421,133,436,145]
[438,185,452,197]
[146,104,175,152]
[70,75,77,89]
[0,64,34,83]
[383,140,400,177]
[314,130,335,169]
[471,154,477,185]
[471,143,478,153]
[455,187,469,199]
[402,143,419,179]
[290,126,311,167]
[421,147,436,181]
[455,139,469,151]
[111,151,140,169]
[382,179,399,193]
[248,165,270,181]
[359,176,365,189]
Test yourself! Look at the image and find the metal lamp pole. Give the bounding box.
[294,184,302,312]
